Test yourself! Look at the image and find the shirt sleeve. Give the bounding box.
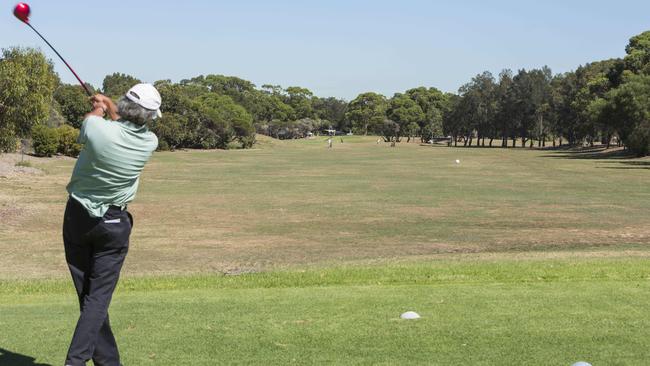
[78,116,105,144]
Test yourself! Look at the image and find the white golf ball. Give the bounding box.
[455,159,460,164]
[571,362,592,366]
[400,311,421,320]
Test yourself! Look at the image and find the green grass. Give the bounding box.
[1,136,649,278]
[14,160,32,168]
[2,136,650,364]
[2,258,650,365]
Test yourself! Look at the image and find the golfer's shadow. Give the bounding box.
[0,348,52,366]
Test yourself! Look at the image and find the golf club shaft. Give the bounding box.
[26,23,92,96]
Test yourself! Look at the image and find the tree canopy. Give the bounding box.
[1,30,650,155]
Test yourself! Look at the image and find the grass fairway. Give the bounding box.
[2,259,650,365]
[1,136,650,364]
[1,136,649,278]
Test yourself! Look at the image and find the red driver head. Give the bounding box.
[13,3,30,23]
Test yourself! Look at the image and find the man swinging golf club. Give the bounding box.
[63,84,161,366]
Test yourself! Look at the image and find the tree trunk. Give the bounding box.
[512,137,516,148]
[489,138,494,147]
[530,139,534,148]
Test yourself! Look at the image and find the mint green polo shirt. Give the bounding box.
[66,116,158,218]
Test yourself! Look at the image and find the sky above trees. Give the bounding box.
[1,0,649,99]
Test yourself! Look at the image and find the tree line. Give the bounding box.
[0,30,649,156]
[344,31,650,156]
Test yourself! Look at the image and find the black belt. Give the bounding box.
[109,205,127,211]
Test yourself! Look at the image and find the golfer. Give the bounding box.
[63,84,161,366]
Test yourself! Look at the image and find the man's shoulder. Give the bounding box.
[83,116,118,134]
[84,115,108,126]
[79,116,113,144]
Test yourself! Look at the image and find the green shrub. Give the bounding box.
[0,127,17,153]
[156,139,170,151]
[31,125,58,157]
[239,135,256,149]
[150,113,186,151]
[56,124,81,157]
[627,120,650,156]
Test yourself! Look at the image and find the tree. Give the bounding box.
[405,122,421,142]
[0,47,58,152]
[194,94,254,149]
[263,95,295,122]
[285,87,314,119]
[405,87,448,140]
[506,68,553,147]
[102,73,141,98]
[462,72,498,146]
[386,94,425,142]
[243,90,295,124]
[380,120,400,143]
[450,85,479,146]
[420,108,443,143]
[150,113,188,151]
[312,97,348,131]
[204,75,256,96]
[443,94,464,146]
[346,92,388,135]
[625,31,650,75]
[527,67,553,147]
[495,70,517,147]
[54,84,92,128]
[601,73,650,154]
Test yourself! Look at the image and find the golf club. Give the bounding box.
[14,2,92,96]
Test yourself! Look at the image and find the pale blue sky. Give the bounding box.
[1,0,649,99]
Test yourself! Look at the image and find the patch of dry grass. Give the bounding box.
[1,136,649,279]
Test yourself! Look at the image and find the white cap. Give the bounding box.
[126,83,163,118]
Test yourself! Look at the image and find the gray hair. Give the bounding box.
[117,97,158,125]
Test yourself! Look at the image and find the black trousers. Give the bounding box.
[63,198,132,366]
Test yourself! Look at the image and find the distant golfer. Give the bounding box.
[63,84,161,366]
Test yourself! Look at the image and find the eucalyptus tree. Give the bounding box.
[102,72,141,98]
[0,47,58,151]
[405,87,448,139]
[346,92,388,135]
[386,93,425,142]
[54,84,92,128]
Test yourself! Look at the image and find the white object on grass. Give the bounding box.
[571,362,592,366]
[455,159,461,164]
[400,311,421,320]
